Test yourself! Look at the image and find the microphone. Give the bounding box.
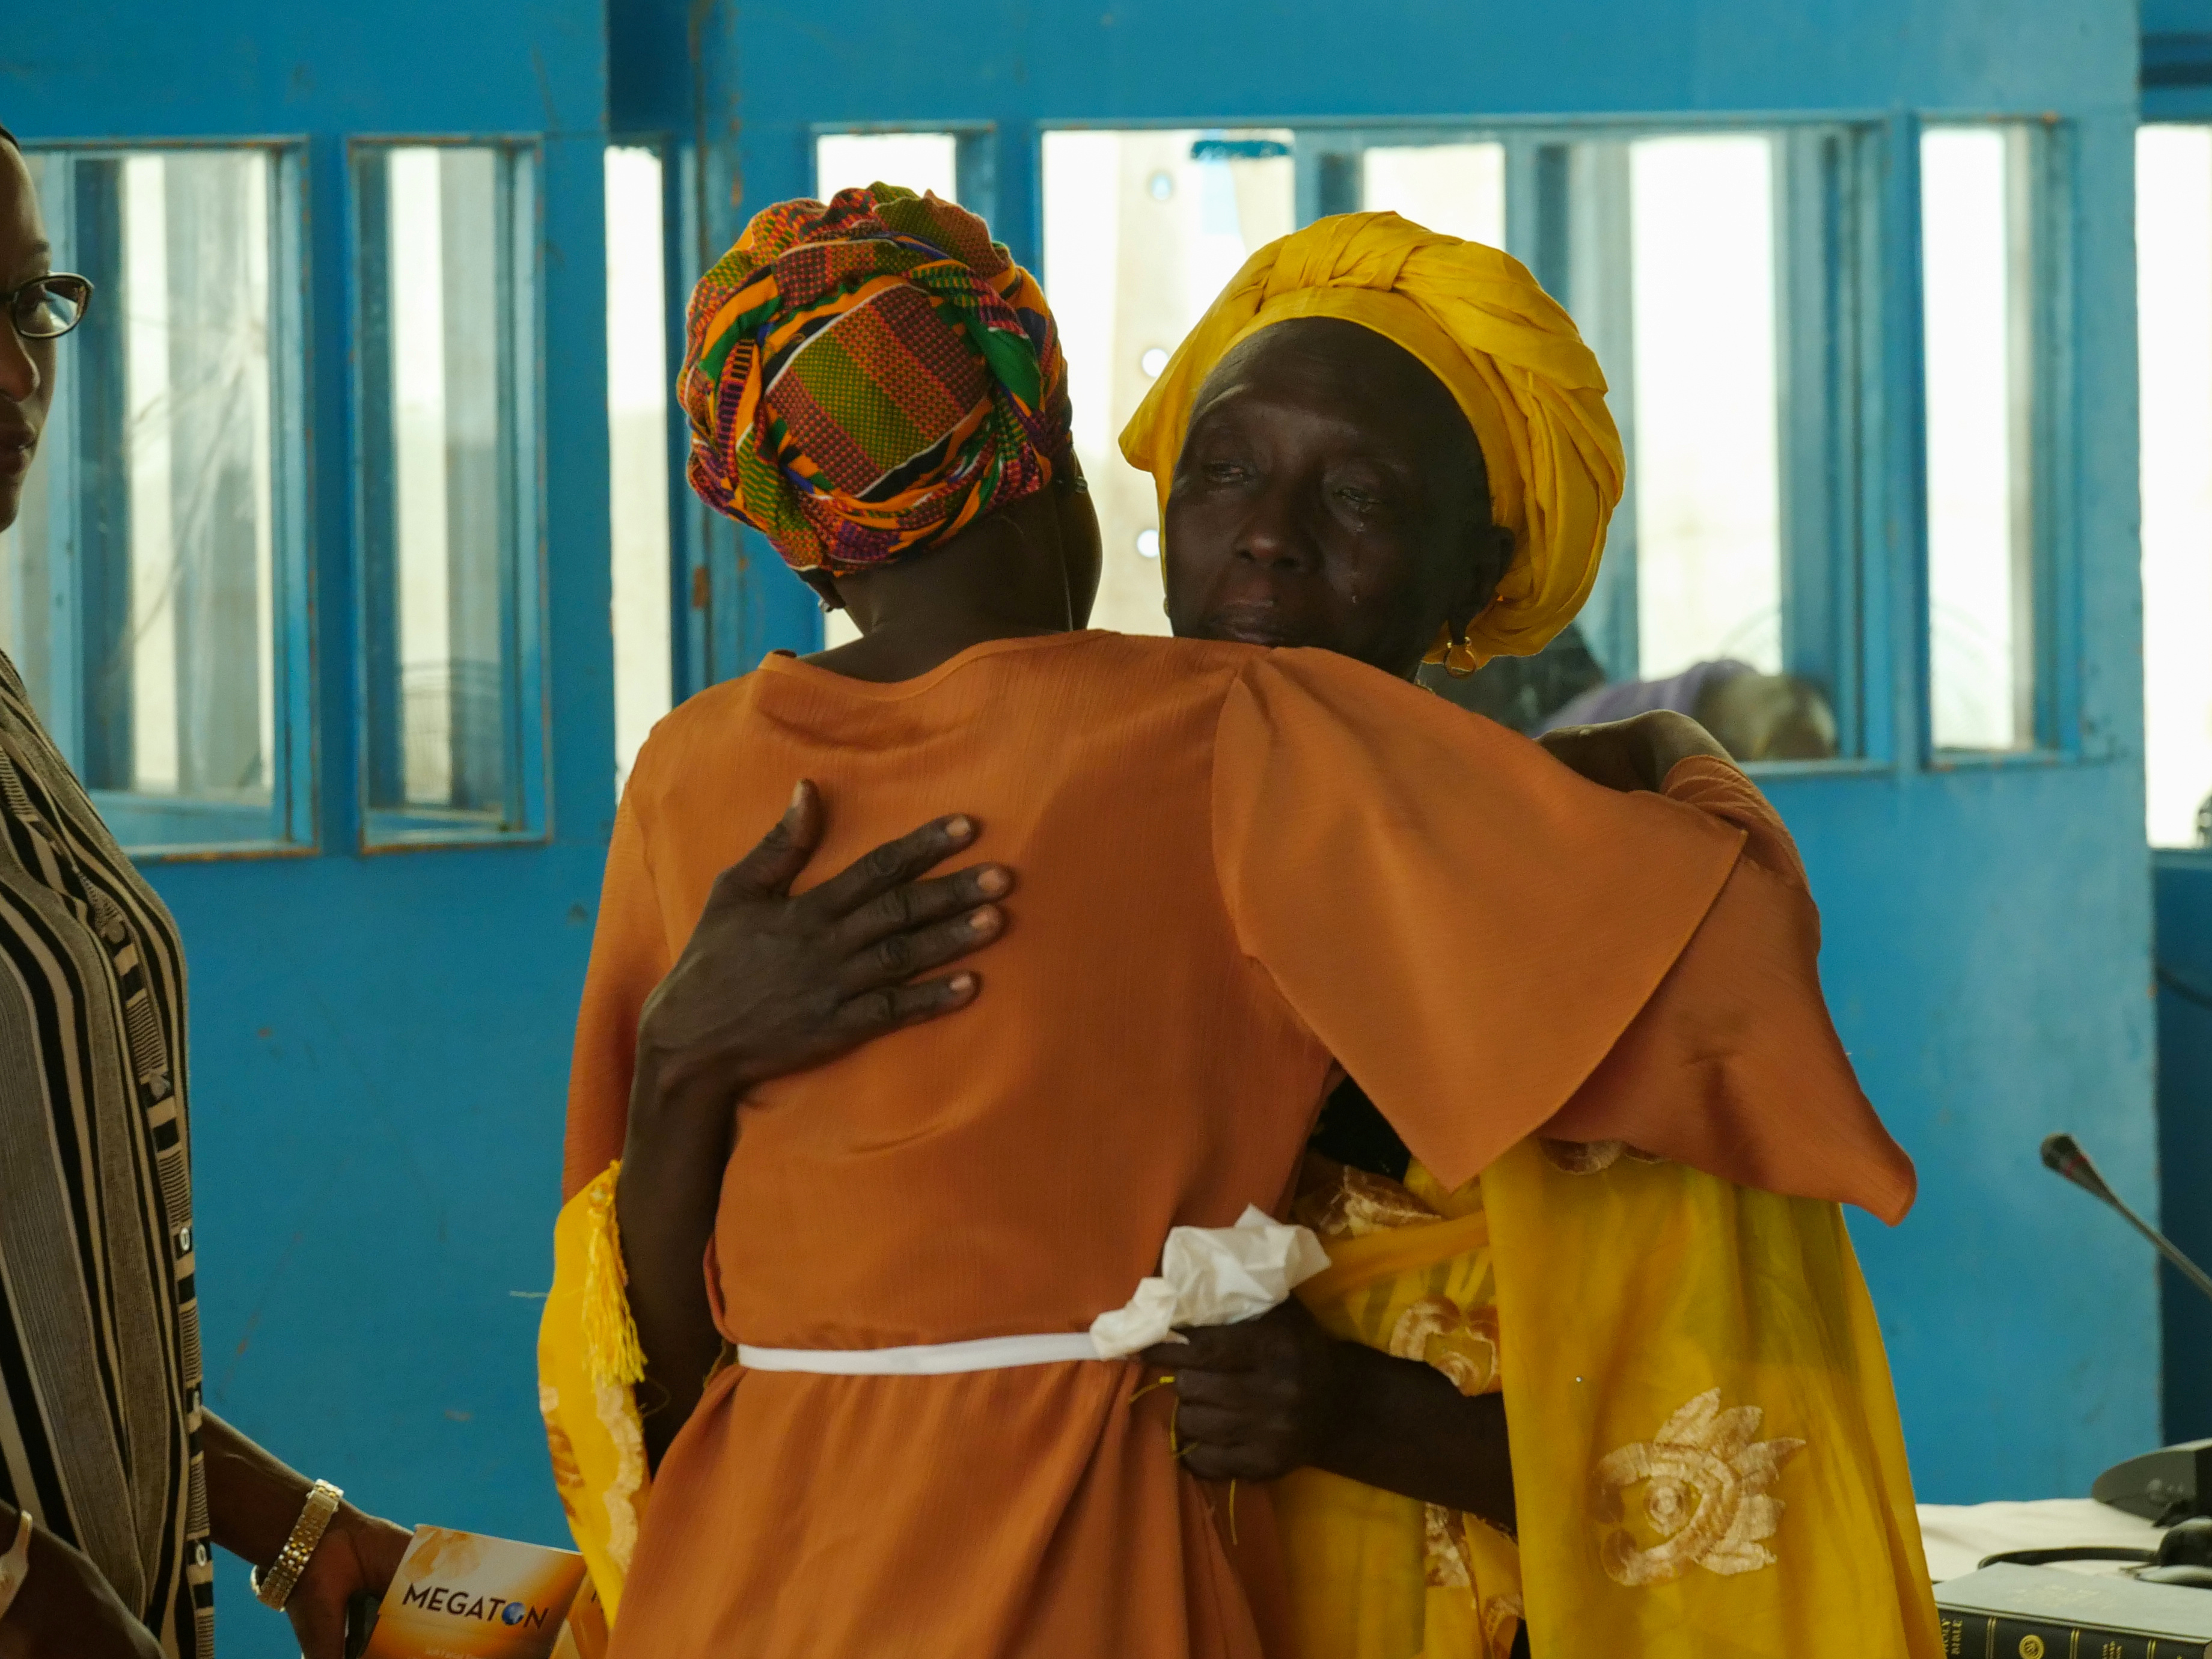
[2043,1133,2212,1307]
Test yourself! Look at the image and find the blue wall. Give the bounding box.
[0,0,2169,1651]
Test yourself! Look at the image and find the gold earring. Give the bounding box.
[1445,631,1480,679]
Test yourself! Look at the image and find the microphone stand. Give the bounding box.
[2043,1134,2212,1307]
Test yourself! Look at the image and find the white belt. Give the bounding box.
[736,1333,1105,1375]
[733,1208,1328,1377]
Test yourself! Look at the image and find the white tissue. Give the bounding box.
[1087,1205,1331,1360]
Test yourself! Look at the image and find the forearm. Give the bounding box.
[617,1060,735,1467]
[201,1411,325,1570]
[1313,1343,1515,1533]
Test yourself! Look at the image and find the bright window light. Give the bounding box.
[2140,125,2212,845]
[1361,143,1506,246]
[1629,133,1783,680]
[1922,125,2035,751]
[605,145,673,793]
[816,133,958,205]
[1042,129,1294,637]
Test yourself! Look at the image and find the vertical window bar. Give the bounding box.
[1315,150,1359,219]
[1774,127,1863,756]
[955,129,999,228]
[1563,138,1640,683]
[354,151,404,810]
[73,157,133,789]
[1530,143,1571,298]
[2005,124,2042,750]
[495,146,531,831]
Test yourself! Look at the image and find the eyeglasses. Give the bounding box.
[4,274,94,341]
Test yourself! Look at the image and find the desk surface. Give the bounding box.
[1918,1499,2165,1583]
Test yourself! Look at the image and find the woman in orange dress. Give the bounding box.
[558,188,1910,1658]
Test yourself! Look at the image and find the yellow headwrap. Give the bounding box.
[1119,212,1624,667]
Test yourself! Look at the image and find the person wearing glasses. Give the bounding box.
[0,126,410,1659]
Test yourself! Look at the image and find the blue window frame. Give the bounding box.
[0,141,314,855]
[351,139,547,846]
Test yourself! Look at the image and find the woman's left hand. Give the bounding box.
[282,1506,412,1659]
[1538,708,1732,792]
[1140,1301,1350,1482]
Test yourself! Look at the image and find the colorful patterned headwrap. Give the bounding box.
[1120,212,1625,667]
[679,185,1071,574]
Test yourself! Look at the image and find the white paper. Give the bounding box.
[1087,1205,1331,1359]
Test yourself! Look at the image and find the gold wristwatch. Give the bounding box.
[249,1479,343,1611]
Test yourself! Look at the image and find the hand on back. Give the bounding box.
[1537,709,1732,794]
[631,779,1012,1126]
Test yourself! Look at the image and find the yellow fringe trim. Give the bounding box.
[582,1163,647,1387]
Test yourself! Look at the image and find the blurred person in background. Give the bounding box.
[0,124,409,1659]
[1435,623,1840,762]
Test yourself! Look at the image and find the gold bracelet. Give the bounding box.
[249,1479,343,1612]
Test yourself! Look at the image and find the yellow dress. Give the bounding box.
[1278,764,1940,1659]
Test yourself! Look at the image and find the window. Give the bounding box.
[1036,120,1866,762]
[0,145,306,853]
[1627,135,1785,681]
[1042,128,1295,637]
[1921,124,2039,753]
[606,144,672,795]
[2140,124,2212,846]
[1360,143,1505,245]
[1368,126,1853,764]
[355,142,542,845]
[816,132,959,206]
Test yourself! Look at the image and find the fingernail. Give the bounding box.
[974,867,1010,896]
[970,907,1000,935]
[789,780,807,811]
[945,815,974,839]
[950,973,976,995]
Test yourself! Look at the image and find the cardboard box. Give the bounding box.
[358,1527,588,1659]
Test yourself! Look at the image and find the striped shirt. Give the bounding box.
[0,653,212,1655]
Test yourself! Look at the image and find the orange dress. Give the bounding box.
[564,632,1908,1659]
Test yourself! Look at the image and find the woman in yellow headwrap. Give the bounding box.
[1120,212,1943,1659]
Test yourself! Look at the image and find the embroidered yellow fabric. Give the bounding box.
[539,1164,652,1622]
[1284,1159,1524,1659]
[1281,1141,1943,1659]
